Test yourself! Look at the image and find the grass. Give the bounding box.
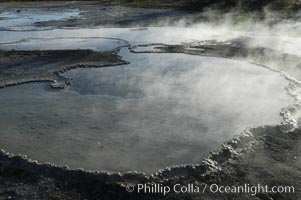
[232,15,252,30]
[0,1,101,7]
[104,0,187,9]
[0,0,187,9]
[0,1,38,6]
[0,0,299,11]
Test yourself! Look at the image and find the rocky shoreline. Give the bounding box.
[1,125,300,199]
[0,49,129,89]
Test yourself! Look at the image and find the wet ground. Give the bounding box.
[0,1,190,30]
[0,2,301,200]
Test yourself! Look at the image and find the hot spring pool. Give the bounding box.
[0,48,293,173]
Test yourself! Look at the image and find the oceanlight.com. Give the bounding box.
[126,183,295,196]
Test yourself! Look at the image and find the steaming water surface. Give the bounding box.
[1,25,300,55]
[0,47,293,173]
[0,13,299,172]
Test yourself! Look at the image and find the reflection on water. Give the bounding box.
[0,48,293,173]
[1,26,300,56]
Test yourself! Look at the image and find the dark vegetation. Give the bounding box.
[188,0,300,10]
[0,0,300,11]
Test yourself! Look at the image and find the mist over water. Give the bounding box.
[0,48,293,173]
[0,9,299,173]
